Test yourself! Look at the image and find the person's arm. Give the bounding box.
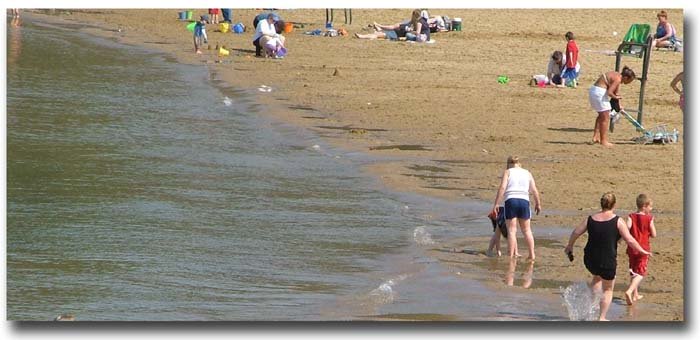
[415,21,423,35]
[529,174,541,215]
[626,216,633,229]
[670,72,683,95]
[650,217,657,238]
[660,22,674,40]
[492,170,509,216]
[564,218,588,254]
[618,218,651,255]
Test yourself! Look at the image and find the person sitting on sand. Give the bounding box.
[588,66,636,147]
[405,9,431,42]
[545,51,580,87]
[491,156,542,261]
[625,194,657,306]
[652,10,678,49]
[253,13,285,58]
[564,192,651,321]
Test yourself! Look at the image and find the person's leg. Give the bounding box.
[253,38,262,57]
[589,275,602,294]
[487,230,501,256]
[592,116,601,144]
[625,274,644,305]
[599,278,615,321]
[374,22,399,31]
[518,218,535,261]
[593,111,608,143]
[599,111,612,146]
[506,218,520,257]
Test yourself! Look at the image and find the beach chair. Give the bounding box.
[615,24,653,126]
[619,24,651,57]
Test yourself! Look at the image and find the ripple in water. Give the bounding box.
[413,226,434,245]
[561,281,601,321]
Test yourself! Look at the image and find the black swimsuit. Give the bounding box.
[583,215,621,280]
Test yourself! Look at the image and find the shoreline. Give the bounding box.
[17,9,684,321]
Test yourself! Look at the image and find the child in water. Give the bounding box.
[624,194,657,305]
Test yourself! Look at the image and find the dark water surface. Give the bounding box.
[6,16,573,321]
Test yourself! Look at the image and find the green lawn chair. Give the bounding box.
[619,24,651,57]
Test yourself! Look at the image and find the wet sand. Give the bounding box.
[18,8,684,321]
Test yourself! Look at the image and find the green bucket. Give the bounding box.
[452,19,462,31]
[186,10,193,20]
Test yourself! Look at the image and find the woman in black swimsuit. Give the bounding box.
[565,192,651,321]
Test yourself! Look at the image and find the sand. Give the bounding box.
[19,8,684,321]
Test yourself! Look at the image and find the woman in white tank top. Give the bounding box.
[491,156,542,260]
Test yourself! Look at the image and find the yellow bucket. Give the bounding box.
[218,47,230,57]
[219,23,230,33]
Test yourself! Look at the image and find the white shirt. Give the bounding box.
[253,19,277,42]
[546,55,580,77]
[504,167,532,201]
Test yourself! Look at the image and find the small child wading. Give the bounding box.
[193,16,208,54]
[625,194,657,305]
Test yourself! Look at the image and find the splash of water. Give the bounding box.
[367,274,408,305]
[561,281,601,321]
[413,226,435,245]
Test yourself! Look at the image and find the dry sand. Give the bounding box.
[20,8,685,321]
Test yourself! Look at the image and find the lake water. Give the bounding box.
[6,15,571,321]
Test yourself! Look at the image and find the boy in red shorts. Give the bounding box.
[625,194,657,305]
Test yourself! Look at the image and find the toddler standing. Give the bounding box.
[563,31,579,87]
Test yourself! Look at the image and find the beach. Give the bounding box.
[18,8,684,321]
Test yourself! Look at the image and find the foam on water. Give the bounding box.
[561,281,601,321]
[413,226,435,245]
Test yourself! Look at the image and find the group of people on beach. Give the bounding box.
[531,10,682,148]
[192,10,288,59]
[355,9,439,42]
[487,155,656,321]
[486,11,676,315]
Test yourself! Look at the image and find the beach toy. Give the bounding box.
[497,75,510,84]
[277,47,287,57]
[284,22,293,33]
[233,23,244,34]
[219,22,230,33]
[178,11,187,20]
[186,10,193,20]
[537,80,546,88]
[218,47,230,57]
[186,22,196,32]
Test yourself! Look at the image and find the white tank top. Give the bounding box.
[504,167,531,201]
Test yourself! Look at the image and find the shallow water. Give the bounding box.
[7,16,572,321]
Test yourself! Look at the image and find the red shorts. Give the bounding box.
[209,9,220,15]
[629,254,649,276]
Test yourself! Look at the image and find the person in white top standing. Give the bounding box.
[491,156,542,261]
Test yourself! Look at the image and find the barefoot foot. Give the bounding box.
[625,290,634,305]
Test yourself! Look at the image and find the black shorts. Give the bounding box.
[584,258,616,280]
